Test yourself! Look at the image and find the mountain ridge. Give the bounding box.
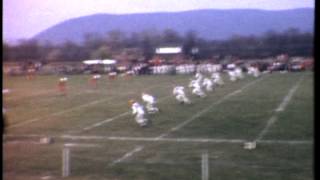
[33,8,314,44]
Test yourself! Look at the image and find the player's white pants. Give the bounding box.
[146,103,159,113]
[176,94,191,104]
[205,85,213,92]
[230,75,237,82]
[235,72,244,79]
[253,70,260,77]
[214,79,224,85]
[192,88,206,97]
[135,114,148,127]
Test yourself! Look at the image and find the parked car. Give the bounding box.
[289,61,305,72]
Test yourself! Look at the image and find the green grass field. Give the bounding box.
[3,71,314,180]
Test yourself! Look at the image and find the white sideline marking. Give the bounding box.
[61,135,245,143]
[3,140,44,145]
[5,90,55,101]
[255,116,278,141]
[81,112,130,132]
[275,79,302,112]
[258,140,312,145]
[110,146,144,166]
[41,176,53,180]
[157,77,265,139]
[4,134,312,145]
[255,76,304,141]
[64,143,100,148]
[6,88,96,101]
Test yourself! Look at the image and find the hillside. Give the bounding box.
[33,8,314,44]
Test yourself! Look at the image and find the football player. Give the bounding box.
[234,67,244,79]
[211,72,224,86]
[89,74,101,88]
[129,100,149,127]
[190,80,206,97]
[202,77,213,92]
[58,77,68,95]
[141,93,159,114]
[173,86,191,104]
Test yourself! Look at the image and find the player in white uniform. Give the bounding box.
[228,70,237,82]
[227,63,236,70]
[211,72,224,86]
[247,66,260,77]
[3,89,10,134]
[173,86,191,104]
[141,93,159,114]
[90,74,101,88]
[234,67,244,79]
[202,78,213,92]
[190,81,206,97]
[227,63,237,82]
[189,79,197,89]
[194,71,203,84]
[58,77,68,95]
[2,89,10,94]
[253,67,260,77]
[129,100,149,127]
[247,66,254,75]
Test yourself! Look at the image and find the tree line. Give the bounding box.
[3,28,313,62]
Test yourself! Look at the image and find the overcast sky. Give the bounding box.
[3,0,314,42]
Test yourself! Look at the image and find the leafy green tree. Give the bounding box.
[161,29,182,45]
[46,49,63,62]
[183,30,198,57]
[106,30,126,50]
[90,45,112,59]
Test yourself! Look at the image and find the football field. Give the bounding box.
[3,71,313,180]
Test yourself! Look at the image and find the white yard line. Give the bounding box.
[3,140,44,145]
[81,77,267,165]
[60,135,246,143]
[6,88,97,101]
[62,77,261,166]
[157,77,265,139]
[79,112,130,132]
[4,134,312,145]
[7,84,163,129]
[109,146,144,166]
[275,79,303,112]
[81,77,265,165]
[5,90,56,101]
[6,97,118,129]
[257,140,312,145]
[64,143,101,148]
[254,116,278,141]
[12,75,313,168]
[255,76,304,141]
[73,94,173,133]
